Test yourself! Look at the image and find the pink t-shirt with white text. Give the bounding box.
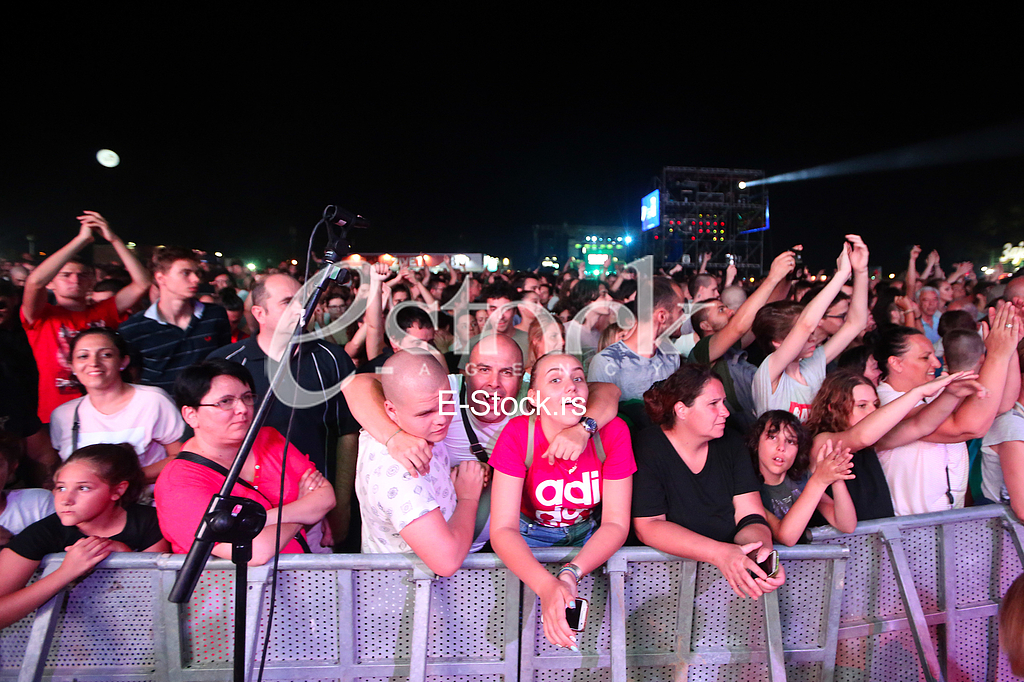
[489,415,635,527]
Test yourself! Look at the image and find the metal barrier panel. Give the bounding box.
[811,504,1024,682]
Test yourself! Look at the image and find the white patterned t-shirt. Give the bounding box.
[355,429,457,554]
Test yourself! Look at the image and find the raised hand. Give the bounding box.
[810,439,855,486]
[910,245,922,261]
[846,234,869,273]
[918,370,980,399]
[768,250,796,281]
[369,261,390,283]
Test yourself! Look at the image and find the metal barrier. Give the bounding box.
[1,544,850,682]
[810,504,1024,682]
[6,505,1020,681]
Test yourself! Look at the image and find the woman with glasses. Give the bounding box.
[50,328,185,485]
[154,359,335,564]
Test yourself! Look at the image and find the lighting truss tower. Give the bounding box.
[642,167,768,275]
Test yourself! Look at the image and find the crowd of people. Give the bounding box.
[2,212,1024,649]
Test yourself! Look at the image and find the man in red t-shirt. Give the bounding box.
[21,211,151,425]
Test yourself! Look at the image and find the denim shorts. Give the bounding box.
[519,514,596,548]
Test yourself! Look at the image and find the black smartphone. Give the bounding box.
[565,598,589,632]
[747,549,780,579]
[793,251,804,268]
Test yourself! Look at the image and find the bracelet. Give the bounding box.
[384,428,402,447]
[558,563,582,583]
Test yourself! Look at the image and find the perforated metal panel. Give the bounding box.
[900,525,940,614]
[428,568,508,660]
[622,666,677,682]
[950,615,998,682]
[786,661,824,681]
[354,568,416,664]
[182,569,235,665]
[256,569,340,662]
[835,629,924,682]
[823,532,907,623]
[777,559,829,648]
[623,559,682,654]
[426,675,505,682]
[691,561,765,650]
[534,669,610,682]
[684,662,770,681]
[45,568,157,668]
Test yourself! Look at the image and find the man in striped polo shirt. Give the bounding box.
[119,247,231,393]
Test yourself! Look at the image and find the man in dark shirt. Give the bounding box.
[119,247,231,392]
[209,273,358,550]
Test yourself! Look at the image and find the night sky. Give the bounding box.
[4,21,1022,274]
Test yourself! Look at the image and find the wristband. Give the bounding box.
[558,563,582,583]
[733,514,770,537]
[384,428,402,447]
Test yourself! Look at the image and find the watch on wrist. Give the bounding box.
[578,416,598,436]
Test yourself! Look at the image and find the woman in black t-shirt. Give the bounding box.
[632,364,785,600]
[0,443,166,629]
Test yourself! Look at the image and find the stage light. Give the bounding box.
[738,181,746,189]
[290,259,298,265]
[246,263,257,272]
[214,251,222,257]
[127,242,136,249]
[624,236,632,244]
[889,273,895,279]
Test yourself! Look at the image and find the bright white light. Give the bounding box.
[624,236,633,244]
[126,241,136,249]
[290,259,298,265]
[246,263,257,272]
[96,149,120,168]
[738,181,747,189]
[888,273,895,279]
[214,251,223,257]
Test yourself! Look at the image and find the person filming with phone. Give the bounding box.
[632,364,785,600]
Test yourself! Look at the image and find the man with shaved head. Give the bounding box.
[355,350,485,575]
[345,328,621,552]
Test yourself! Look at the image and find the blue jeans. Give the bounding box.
[519,514,596,548]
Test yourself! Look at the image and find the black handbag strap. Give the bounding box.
[175,451,312,553]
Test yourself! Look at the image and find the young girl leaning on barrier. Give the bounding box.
[0,443,167,629]
[490,352,635,651]
[747,410,857,546]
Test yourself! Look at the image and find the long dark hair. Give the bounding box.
[747,410,813,482]
[62,442,144,507]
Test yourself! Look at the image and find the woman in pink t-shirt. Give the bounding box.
[490,353,635,650]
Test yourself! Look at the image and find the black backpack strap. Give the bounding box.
[71,400,82,452]
[459,381,489,464]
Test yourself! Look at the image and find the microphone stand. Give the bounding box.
[168,205,367,682]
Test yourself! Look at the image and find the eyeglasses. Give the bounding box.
[197,393,257,411]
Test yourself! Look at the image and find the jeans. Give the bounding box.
[519,514,596,548]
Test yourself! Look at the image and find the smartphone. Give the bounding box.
[565,598,589,632]
[747,549,780,579]
[792,251,804,268]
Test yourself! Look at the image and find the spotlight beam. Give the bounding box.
[743,121,1024,188]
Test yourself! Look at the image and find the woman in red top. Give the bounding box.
[154,359,335,565]
[490,352,635,650]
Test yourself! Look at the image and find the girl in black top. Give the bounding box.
[0,443,167,629]
[632,364,785,600]
[804,368,973,521]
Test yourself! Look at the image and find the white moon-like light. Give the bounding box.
[96,149,120,168]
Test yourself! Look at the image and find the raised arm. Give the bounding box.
[84,212,151,314]
[542,381,622,463]
[21,220,94,323]
[827,371,976,452]
[765,244,852,389]
[341,373,434,476]
[905,245,921,298]
[822,235,869,363]
[707,250,795,363]
[364,262,389,362]
[921,303,1020,443]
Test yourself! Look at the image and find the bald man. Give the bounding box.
[344,331,621,550]
[355,350,485,575]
